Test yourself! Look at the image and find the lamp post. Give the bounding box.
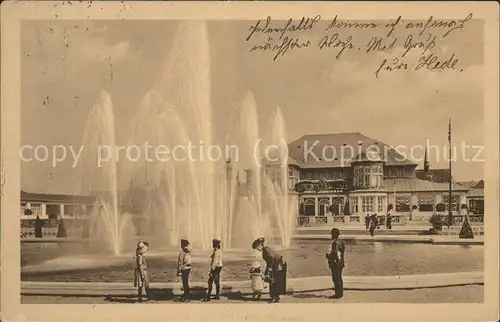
[448,119,453,227]
[225,158,232,245]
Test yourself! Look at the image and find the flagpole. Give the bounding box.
[393,186,396,210]
[448,119,452,227]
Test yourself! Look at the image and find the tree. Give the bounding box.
[459,216,474,239]
[57,218,67,238]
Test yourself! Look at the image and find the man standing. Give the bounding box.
[325,228,345,299]
[386,211,392,230]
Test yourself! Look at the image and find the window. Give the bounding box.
[64,204,85,217]
[443,195,460,211]
[418,194,435,212]
[20,202,42,217]
[350,197,359,213]
[46,204,61,219]
[354,165,383,189]
[396,196,411,212]
[288,168,293,177]
[377,196,385,212]
[469,199,484,214]
[318,198,329,216]
[361,196,375,212]
[303,198,315,216]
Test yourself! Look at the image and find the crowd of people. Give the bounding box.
[132,228,346,303]
[365,213,392,236]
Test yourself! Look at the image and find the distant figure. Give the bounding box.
[133,241,150,302]
[365,214,370,230]
[369,214,377,236]
[203,239,223,301]
[325,228,345,299]
[252,237,287,303]
[177,239,192,302]
[249,261,265,301]
[386,212,392,230]
[34,215,44,238]
[56,216,67,238]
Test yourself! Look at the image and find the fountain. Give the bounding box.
[81,90,136,256]
[79,21,297,256]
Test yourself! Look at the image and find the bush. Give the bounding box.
[429,214,443,234]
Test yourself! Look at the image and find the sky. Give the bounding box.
[20,18,484,194]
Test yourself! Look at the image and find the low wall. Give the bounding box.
[441,225,484,236]
[297,214,407,227]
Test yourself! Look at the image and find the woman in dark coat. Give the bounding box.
[252,237,287,303]
[386,212,392,230]
[34,215,44,238]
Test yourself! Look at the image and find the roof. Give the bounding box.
[474,180,484,188]
[467,188,484,197]
[352,149,384,163]
[455,180,479,188]
[415,169,452,183]
[20,190,97,204]
[383,178,469,192]
[288,132,416,169]
[262,154,300,167]
[298,179,347,183]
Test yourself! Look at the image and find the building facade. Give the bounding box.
[20,190,98,237]
[263,132,475,224]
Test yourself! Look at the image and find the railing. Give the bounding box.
[441,225,484,235]
[450,214,484,225]
[296,214,408,227]
[296,216,346,227]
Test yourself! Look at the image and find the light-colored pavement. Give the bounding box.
[293,234,484,245]
[21,271,483,297]
[21,284,484,303]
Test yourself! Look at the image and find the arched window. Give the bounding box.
[304,198,315,216]
[318,198,330,216]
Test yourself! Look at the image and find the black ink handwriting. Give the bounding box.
[414,53,459,71]
[366,36,397,53]
[402,34,436,57]
[250,36,311,61]
[374,58,408,78]
[246,16,321,42]
[325,15,379,31]
[318,33,355,59]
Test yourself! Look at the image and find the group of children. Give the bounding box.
[133,238,269,302]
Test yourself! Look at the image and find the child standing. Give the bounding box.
[203,239,223,301]
[133,241,150,302]
[249,261,265,301]
[177,239,192,302]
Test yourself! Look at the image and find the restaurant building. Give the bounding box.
[263,132,474,225]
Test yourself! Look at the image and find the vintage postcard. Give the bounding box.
[1,1,498,322]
